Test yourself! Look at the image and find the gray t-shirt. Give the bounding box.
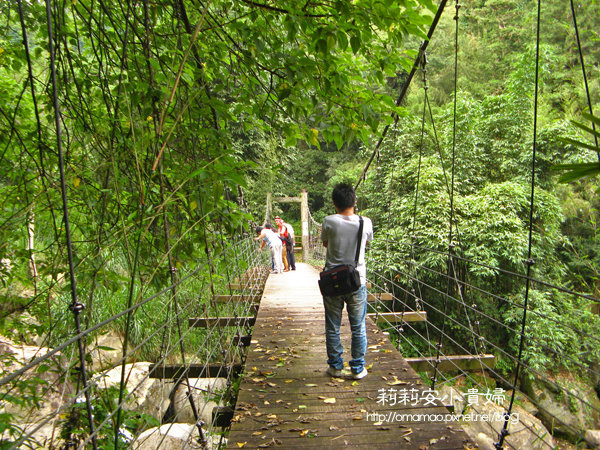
[321,214,373,284]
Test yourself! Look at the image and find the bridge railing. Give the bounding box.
[0,235,269,449]
[364,238,600,448]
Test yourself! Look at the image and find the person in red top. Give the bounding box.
[275,216,296,271]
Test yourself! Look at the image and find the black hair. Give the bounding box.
[332,183,356,210]
[264,223,273,229]
[255,226,263,235]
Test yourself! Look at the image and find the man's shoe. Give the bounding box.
[352,368,368,379]
[326,366,343,377]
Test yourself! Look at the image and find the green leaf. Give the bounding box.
[552,162,600,183]
[336,31,348,50]
[558,136,600,152]
[350,33,361,54]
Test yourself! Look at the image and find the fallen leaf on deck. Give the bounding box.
[323,397,336,404]
[386,376,408,386]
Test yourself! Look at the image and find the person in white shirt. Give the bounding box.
[255,225,284,274]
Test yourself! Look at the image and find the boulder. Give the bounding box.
[95,362,172,421]
[171,378,228,425]
[88,331,125,372]
[452,389,555,449]
[521,373,600,440]
[0,336,75,420]
[439,384,467,414]
[585,430,600,449]
[133,423,203,449]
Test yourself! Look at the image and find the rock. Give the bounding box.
[133,423,203,449]
[16,420,66,449]
[521,373,600,440]
[460,400,555,449]
[95,362,171,421]
[88,331,125,372]
[585,430,600,449]
[439,384,467,414]
[172,378,228,425]
[0,336,75,420]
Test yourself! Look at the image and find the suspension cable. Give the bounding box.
[495,0,542,446]
[569,0,599,156]
[355,0,448,190]
[431,0,461,391]
[44,0,98,446]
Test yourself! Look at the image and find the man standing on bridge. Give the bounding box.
[321,183,373,379]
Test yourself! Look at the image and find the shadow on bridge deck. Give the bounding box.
[227,263,473,449]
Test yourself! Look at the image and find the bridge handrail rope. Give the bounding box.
[2,236,269,449]
[431,0,462,392]
[44,1,97,446]
[366,255,597,444]
[370,254,599,385]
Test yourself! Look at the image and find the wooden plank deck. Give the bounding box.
[226,263,473,449]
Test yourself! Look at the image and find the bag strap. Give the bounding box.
[354,216,364,266]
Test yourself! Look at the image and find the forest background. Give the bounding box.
[0,0,599,443]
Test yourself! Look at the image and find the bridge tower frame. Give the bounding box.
[265,189,309,262]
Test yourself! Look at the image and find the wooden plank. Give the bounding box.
[226,283,263,291]
[188,317,256,328]
[367,311,427,324]
[214,294,261,303]
[367,292,393,301]
[232,335,252,347]
[152,364,242,380]
[406,354,497,373]
[212,406,234,428]
[272,196,302,203]
[149,363,242,379]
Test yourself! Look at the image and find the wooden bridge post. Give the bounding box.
[301,189,309,262]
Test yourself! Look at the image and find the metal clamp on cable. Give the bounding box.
[69,302,85,313]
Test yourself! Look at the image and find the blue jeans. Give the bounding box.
[323,284,367,374]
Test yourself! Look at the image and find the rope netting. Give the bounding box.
[0,236,270,449]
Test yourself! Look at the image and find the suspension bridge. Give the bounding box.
[2,207,596,449]
[1,0,599,448]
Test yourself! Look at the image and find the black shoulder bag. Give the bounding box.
[318,216,364,297]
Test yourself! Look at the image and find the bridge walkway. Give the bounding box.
[226,263,472,449]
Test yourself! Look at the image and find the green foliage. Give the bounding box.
[359,51,597,373]
[553,112,600,182]
[59,386,160,449]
